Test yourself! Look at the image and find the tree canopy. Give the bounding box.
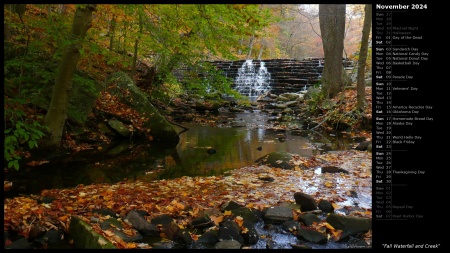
[4,4,369,170]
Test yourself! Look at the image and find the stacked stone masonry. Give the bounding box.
[173,58,354,95]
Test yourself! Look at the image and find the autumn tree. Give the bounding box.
[356,4,372,111]
[319,4,346,99]
[44,4,97,148]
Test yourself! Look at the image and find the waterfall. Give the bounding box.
[234,59,272,97]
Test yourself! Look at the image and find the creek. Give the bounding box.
[4,110,358,200]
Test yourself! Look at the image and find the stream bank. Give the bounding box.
[4,86,372,249]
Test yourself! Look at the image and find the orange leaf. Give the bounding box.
[210,215,224,226]
[331,203,340,210]
[234,216,244,227]
[58,215,68,222]
[191,234,199,241]
[113,235,127,248]
[126,242,137,249]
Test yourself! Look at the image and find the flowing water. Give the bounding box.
[234,59,272,97]
[4,59,371,249]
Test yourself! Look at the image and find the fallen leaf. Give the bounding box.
[58,215,68,222]
[210,215,224,226]
[98,238,108,246]
[324,182,333,188]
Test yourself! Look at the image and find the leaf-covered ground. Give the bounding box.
[4,149,371,249]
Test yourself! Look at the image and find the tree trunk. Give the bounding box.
[44,4,96,148]
[258,44,264,60]
[247,36,255,59]
[319,4,346,99]
[238,36,243,55]
[131,13,143,78]
[109,14,116,51]
[356,4,372,111]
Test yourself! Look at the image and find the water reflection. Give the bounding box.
[5,113,356,198]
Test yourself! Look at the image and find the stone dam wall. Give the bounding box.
[173,58,354,95]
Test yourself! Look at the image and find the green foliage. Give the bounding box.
[326,108,360,131]
[150,81,184,104]
[4,52,57,106]
[73,72,98,95]
[4,98,48,170]
[184,62,242,99]
[305,85,326,114]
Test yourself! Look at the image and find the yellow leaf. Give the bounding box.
[104,230,114,237]
[126,242,137,249]
[324,182,333,188]
[113,235,127,248]
[324,222,335,230]
[98,238,108,246]
[176,202,185,210]
[234,216,244,227]
[331,203,340,210]
[224,210,232,216]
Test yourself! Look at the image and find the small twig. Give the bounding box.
[167,119,189,134]
[310,111,331,130]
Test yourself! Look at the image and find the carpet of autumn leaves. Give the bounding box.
[4,149,371,249]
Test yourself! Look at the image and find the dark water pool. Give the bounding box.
[4,111,357,198]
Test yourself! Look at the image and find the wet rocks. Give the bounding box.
[355,140,372,151]
[5,237,31,249]
[124,210,159,236]
[191,215,215,229]
[296,229,328,244]
[326,214,372,238]
[294,192,318,211]
[197,229,219,246]
[318,199,335,213]
[220,200,245,212]
[5,189,370,250]
[150,214,180,240]
[321,166,349,174]
[263,206,294,224]
[215,240,242,249]
[241,220,259,245]
[298,213,321,226]
[217,220,244,244]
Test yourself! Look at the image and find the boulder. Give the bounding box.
[104,72,179,144]
[294,192,317,211]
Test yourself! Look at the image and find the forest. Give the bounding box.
[4,4,373,249]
